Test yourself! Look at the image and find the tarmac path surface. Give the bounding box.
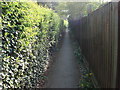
[46,30,80,88]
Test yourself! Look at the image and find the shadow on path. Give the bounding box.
[46,29,80,88]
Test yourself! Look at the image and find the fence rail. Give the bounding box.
[69,2,120,88]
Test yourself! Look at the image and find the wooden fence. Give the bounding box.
[69,2,120,88]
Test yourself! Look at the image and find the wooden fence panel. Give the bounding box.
[69,2,119,88]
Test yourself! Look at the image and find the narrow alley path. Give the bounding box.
[46,29,80,88]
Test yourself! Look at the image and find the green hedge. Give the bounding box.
[1,1,63,88]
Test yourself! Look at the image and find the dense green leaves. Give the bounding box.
[1,1,63,88]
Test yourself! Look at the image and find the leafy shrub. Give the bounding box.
[73,42,94,88]
[64,20,68,28]
[80,72,94,88]
[1,1,63,88]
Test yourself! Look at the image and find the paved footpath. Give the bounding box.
[46,29,80,88]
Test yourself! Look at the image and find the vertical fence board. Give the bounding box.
[116,1,120,88]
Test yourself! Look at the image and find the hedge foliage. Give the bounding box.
[1,1,63,88]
